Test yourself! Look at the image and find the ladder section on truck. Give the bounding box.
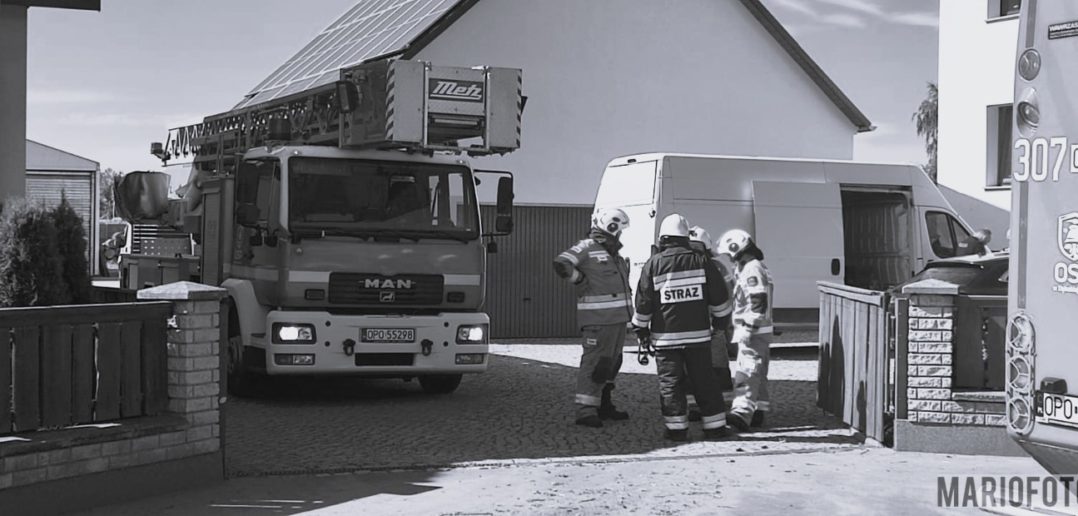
[162,59,523,173]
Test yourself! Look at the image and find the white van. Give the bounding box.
[593,153,974,327]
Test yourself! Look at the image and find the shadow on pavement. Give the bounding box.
[224,352,850,477]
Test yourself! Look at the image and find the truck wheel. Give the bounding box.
[227,334,261,398]
[418,374,463,394]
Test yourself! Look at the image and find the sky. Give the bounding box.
[25,0,939,178]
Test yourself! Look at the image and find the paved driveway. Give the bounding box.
[223,346,855,476]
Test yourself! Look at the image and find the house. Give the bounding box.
[937,0,1022,244]
[233,0,874,337]
[25,139,100,271]
[240,0,872,205]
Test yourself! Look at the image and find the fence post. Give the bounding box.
[900,279,958,424]
[137,281,226,455]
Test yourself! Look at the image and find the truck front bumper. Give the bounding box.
[252,311,490,376]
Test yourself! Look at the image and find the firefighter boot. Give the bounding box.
[703,427,731,440]
[728,412,751,432]
[575,414,603,428]
[598,384,629,421]
[664,428,689,442]
[751,411,765,428]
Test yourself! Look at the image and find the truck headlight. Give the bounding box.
[272,323,316,344]
[456,325,487,344]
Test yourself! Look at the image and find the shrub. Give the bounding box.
[52,194,91,304]
[0,198,69,307]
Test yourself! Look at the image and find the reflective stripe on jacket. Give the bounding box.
[633,242,732,349]
[554,236,633,327]
[733,258,774,334]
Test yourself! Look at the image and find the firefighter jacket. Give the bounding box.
[732,258,774,334]
[553,231,633,327]
[632,240,732,349]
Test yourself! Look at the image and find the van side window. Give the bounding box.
[926,211,972,258]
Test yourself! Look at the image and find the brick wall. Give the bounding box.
[0,282,224,491]
[902,282,1005,427]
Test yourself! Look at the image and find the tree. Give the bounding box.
[98,167,124,219]
[0,199,68,307]
[912,82,938,183]
[52,194,91,303]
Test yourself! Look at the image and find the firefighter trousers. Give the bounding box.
[730,332,772,423]
[655,345,728,431]
[575,324,626,419]
[686,332,735,408]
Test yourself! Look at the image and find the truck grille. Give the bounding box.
[328,273,444,305]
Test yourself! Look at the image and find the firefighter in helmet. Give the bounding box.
[717,228,774,430]
[553,208,634,427]
[686,225,737,418]
[632,214,732,441]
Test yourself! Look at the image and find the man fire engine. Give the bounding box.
[115,59,521,396]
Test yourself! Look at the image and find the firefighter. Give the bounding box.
[553,208,634,428]
[717,229,774,431]
[632,214,732,441]
[686,226,736,420]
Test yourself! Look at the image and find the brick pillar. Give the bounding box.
[902,279,958,424]
[138,281,226,454]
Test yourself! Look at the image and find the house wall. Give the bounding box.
[415,0,858,205]
[937,0,1015,243]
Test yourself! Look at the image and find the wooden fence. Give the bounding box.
[0,302,172,434]
[817,281,893,443]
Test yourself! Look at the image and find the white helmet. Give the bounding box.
[658,214,690,238]
[592,207,630,236]
[688,226,714,249]
[718,229,753,257]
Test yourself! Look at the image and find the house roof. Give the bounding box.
[26,139,98,172]
[5,0,99,10]
[237,0,872,132]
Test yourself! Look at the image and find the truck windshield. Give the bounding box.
[288,157,478,241]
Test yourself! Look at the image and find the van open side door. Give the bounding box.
[752,181,845,309]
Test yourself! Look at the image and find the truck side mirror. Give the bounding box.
[236,203,260,227]
[495,176,514,234]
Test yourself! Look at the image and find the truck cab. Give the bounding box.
[116,59,521,395]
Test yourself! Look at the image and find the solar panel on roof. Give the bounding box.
[235,0,464,109]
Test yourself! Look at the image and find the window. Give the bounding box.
[287,157,478,241]
[986,104,1013,187]
[988,0,1021,19]
[595,161,656,208]
[926,211,974,258]
[235,159,279,223]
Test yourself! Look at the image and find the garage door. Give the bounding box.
[27,172,94,263]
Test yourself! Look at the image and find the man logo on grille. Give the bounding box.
[379,291,396,303]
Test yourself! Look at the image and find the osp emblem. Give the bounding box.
[379,291,396,303]
[1059,212,1078,261]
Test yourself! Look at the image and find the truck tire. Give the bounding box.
[225,299,265,398]
[418,374,463,394]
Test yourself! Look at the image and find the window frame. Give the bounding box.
[986,0,1022,21]
[985,103,1014,189]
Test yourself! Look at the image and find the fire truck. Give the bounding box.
[1006,1,1078,474]
[115,59,521,395]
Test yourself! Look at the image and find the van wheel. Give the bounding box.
[419,374,463,394]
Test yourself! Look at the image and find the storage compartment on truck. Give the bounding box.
[840,189,913,290]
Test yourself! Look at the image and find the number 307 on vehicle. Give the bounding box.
[1013,136,1078,182]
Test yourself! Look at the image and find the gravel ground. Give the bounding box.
[223,345,851,477]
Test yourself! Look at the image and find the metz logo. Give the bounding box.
[364,279,414,289]
[429,79,484,103]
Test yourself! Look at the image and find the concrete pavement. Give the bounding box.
[72,447,1047,515]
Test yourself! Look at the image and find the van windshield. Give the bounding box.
[595,161,657,207]
[287,157,478,241]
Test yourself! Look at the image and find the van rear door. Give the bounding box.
[594,159,659,290]
[752,181,845,309]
